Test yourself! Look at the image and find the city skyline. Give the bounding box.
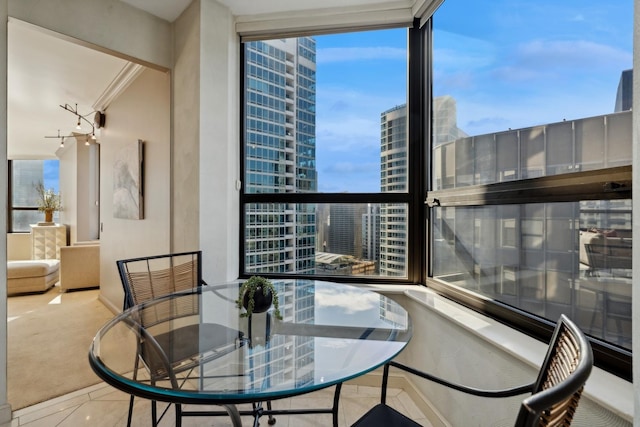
[313,0,632,193]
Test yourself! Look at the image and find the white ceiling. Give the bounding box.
[8,0,415,159]
[120,0,406,22]
[8,21,128,159]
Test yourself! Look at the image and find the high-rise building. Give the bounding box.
[431,104,632,346]
[244,38,317,274]
[362,203,380,262]
[327,203,366,258]
[433,95,468,146]
[12,160,44,206]
[615,69,633,112]
[379,105,408,276]
[379,98,466,276]
[11,160,50,231]
[243,38,319,388]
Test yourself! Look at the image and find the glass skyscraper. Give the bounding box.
[379,105,408,276]
[379,98,466,277]
[244,38,317,274]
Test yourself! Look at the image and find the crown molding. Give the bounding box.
[92,62,144,113]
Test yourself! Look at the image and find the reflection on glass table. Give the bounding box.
[89,280,412,427]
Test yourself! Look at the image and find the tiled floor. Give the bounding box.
[9,380,432,426]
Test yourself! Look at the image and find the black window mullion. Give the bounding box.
[407,18,428,284]
[243,192,410,205]
[426,165,631,207]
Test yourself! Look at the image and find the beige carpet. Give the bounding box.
[7,285,114,409]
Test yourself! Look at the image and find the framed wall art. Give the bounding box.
[113,139,144,219]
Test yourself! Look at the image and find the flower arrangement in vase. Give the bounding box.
[35,182,62,224]
[236,276,282,319]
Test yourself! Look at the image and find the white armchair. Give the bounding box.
[59,243,100,292]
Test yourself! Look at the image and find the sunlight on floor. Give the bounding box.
[48,294,62,304]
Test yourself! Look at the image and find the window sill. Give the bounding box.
[359,283,633,423]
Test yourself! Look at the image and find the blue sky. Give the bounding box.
[315,29,407,193]
[43,159,59,192]
[314,0,633,193]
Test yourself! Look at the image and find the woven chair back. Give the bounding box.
[516,315,593,426]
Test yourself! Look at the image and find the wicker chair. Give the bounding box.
[351,314,593,427]
[117,251,242,427]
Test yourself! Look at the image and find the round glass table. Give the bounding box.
[89,279,412,426]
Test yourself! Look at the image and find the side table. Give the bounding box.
[30,224,67,260]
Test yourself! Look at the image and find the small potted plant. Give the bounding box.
[236,276,282,319]
[35,181,62,224]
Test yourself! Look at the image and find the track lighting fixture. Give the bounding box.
[44,103,106,146]
[45,128,96,147]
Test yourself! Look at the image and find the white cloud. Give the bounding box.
[314,287,380,313]
[433,29,497,72]
[514,39,631,69]
[317,116,379,151]
[316,86,402,153]
[455,86,619,137]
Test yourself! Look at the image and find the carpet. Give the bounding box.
[7,286,115,409]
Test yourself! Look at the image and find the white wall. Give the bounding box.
[98,67,171,312]
[173,0,240,283]
[8,0,172,70]
[73,141,99,242]
[0,0,8,423]
[57,138,79,243]
[172,0,201,251]
[6,234,30,261]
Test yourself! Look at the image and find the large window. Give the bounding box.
[9,159,60,232]
[241,29,415,282]
[428,0,632,378]
[240,0,633,380]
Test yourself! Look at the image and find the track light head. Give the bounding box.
[46,103,101,146]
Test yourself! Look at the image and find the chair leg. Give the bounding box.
[267,400,276,425]
[252,402,261,427]
[332,383,343,427]
[126,394,135,427]
[175,403,182,427]
[127,351,142,427]
[151,400,158,427]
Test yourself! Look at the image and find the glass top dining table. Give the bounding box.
[89,279,412,426]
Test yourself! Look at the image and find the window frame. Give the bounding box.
[424,167,632,379]
[423,14,632,379]
[237,17,632,381]
[238,21,426,285]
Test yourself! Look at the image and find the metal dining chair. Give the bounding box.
[351,314,593,427]
[117,250,242,427]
